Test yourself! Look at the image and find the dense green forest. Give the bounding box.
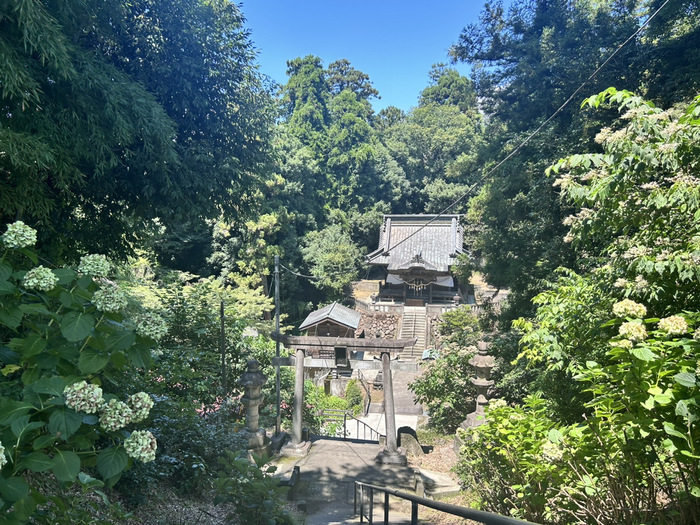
[1,0,699,523]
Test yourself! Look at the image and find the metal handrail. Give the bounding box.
[354,481,540,525]
[315,409,385,442]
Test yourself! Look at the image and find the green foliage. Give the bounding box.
[456,396,568,523]
[301,224,365,299]
[0,222,158,522]
[300,382,349,437]
[0,0,273,260]
[462,91,700,523]
[459,309,700,524]
[345,380,364,417]
[409,307,482,433]
[215,451,298,525]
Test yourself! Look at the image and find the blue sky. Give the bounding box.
[240,1,488,113]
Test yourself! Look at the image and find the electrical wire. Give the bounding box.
[367,0,672,262]
[279,262,320,280]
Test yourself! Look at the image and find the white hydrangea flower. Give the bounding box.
[619,322,647,343]
[2,221,37,249]
[613,278,628,288]
[134,312,168,341]
[489,399,507,409]
[612,299,647,319]
[23,266,59,291]
[542,440,563,462]
[92,285,128,313]
[610,339,633,349]
[124,430,157,463]
[658,315,689,336]
[78,254,111,278]
[64,381,104,414]
[127,392,154,423]
[0,440,7,469]
[99,399,133,432]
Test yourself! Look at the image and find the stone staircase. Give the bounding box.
[399,306,427,360]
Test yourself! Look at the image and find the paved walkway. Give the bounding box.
[273,438,418,524]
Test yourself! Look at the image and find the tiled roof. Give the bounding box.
[299,302,362,331]
[367,215,463,273]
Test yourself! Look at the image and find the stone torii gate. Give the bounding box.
[271,332,417,465]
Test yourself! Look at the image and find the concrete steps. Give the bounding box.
[399,306,427,360]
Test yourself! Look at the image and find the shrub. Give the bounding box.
[0,221,159,522]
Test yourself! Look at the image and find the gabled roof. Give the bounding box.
[367,215,463,273]
[299,302,362,331]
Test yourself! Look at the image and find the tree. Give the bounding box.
[326,58,379,102]
[382,103,483,214]
[0,0,274,260]
[419,64,477,113]
[301,224,365,299]
[282,55,331,148]
[448,0,647,318]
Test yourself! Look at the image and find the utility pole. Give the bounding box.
[220,298,226,395]
[274,255,281,435]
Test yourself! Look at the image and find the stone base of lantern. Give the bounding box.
[461,411,487,429]
[245,429,272,458]
[280,440,311,458]
[375,447,407,466]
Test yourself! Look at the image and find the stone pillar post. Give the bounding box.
[238,359,270,455]
[281,348,311,457]
[462,341,495,428]
[292,348,305,445]
[376,351,407,465]
[382,352,397,453]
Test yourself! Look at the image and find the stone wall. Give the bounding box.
[355,312,398,339]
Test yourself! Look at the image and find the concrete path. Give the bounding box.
[273,438,420,524]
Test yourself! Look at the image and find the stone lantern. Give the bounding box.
[238,359,271,456]
[461,341,494,428]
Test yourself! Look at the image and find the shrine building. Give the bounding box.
[366,214,467,306]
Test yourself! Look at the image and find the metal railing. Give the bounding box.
[354,481,540,525]
[316,409,385,442]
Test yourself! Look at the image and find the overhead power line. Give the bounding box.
[368,0,672,262]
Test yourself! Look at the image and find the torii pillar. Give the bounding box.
[375,350,407,465]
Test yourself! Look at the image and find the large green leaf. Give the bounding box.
[78,347,109,374]
[630,346,657,362]
[0,261,12,281]
[0,399,34,425]
[48,408,83,441]
[0,475,30,503]
[0,306,23,330]
[0,279,16,296]
[18,303,54,317]
[126,343,152,370]
[96,447,128,480]
[106,330,136,352]
[674,372,697,388]
[32,376,66,397]
[10,415,44,442]
[60,311,95,341]
[52,450,81,483]
[33,434,57,450]
[8,334,47,357]
[53,268,77,285]
[19,452,54,473]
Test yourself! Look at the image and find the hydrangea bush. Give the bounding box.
[0,221,162,522]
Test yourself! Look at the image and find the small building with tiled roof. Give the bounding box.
[299,302,362,338]
[366,214,466,305]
